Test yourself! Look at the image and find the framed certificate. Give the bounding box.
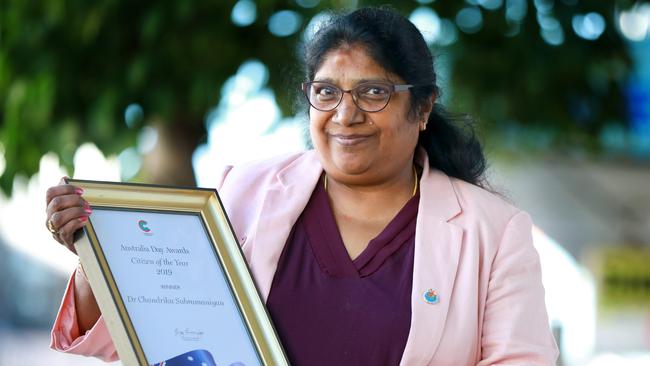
[68,179,289,366]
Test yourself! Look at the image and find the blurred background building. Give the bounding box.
[1,0,649,365]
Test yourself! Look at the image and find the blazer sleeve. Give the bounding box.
[49,269,118,362]
[49,165,234,361]
[477,211,559,365]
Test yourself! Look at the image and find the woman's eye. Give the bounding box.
[359,85,389,98]
[314,86,338,100]
[318,87,334,95]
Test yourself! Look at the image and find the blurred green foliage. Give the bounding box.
[0,0,635,194]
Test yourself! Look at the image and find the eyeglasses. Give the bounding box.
[301,81,415,113]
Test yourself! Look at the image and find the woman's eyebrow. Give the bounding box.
[356,78,390,84]
[311,77,392,84]
[312,77,336,83]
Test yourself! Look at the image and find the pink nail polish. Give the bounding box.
[84,207,92,214]
[76,188,84,195]
[80,216,88,222]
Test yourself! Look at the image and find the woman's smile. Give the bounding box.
[329,132,374,147]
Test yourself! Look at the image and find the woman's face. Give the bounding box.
[309,45,421,186]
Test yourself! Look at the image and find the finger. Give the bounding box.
[46,193,88,218]
[58,216,89,250]
[49,205,92,234]
[45,180,84,206]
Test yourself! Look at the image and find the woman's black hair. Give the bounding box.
[301,7,487,187]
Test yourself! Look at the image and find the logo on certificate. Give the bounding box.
[138,220,153,236]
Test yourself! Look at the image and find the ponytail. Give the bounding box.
[418,104,487,187]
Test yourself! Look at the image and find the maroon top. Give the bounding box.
[266,180,419,366]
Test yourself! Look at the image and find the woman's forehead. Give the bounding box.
[317,46,380,71]
[314,46,401,84]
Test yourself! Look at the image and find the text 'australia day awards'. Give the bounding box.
[117,217,225,309]
[122,243,191,276]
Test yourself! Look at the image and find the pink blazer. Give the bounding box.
[51,150,558,365]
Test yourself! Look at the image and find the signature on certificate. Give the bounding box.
[174,327,205,341]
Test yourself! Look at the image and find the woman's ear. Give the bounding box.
[418,95,436,130]
[420,95,436,118]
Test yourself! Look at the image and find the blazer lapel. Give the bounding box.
[247,151,323,302]
[400,154,464,365]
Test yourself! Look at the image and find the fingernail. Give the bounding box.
[76,188,84,195]
[80,216,88,222]
[84,207,92,214]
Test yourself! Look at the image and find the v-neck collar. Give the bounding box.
[303,178,419,278]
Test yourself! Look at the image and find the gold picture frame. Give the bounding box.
[68,179,289,366]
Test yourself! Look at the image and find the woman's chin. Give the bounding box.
[328,160,373,179]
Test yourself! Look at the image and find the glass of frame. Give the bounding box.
[68,179,289,366]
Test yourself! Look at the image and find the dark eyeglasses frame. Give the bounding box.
[301,81,417,113]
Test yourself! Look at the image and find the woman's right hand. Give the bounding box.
[46,177,101,332]
[45,177,92,254]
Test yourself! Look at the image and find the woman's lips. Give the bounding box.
[330,133,372,146]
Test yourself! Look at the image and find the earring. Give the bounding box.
[420,120,427,131]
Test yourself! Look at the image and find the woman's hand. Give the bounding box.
[45,177,92,253]
[46,178,101,333]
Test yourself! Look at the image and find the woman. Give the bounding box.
[45,7,558,365]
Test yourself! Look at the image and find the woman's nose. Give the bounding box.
[331,93,364,126]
